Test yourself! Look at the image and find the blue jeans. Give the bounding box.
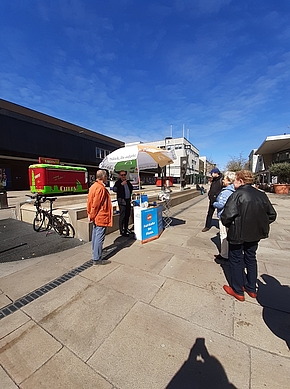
[228,241,259,295]
[92,224,106,261]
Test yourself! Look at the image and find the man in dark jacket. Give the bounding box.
[113,170,133,237]
[221,170,277,301]
[202,168,223,232]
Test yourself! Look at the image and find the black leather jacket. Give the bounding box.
[221,184,277,244]
[208,174,223,204]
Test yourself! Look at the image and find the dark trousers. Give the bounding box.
[228,241,259,295]
[205,203,215,228]
[118,199,131,233]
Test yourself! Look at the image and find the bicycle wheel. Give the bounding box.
[65,223,75,238]
[52,215,69,236]
[33,210,46,232]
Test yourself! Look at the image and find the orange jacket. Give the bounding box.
[87,180,113,227]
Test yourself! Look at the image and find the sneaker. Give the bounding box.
[93,260,111,265]
[122,232,130,237]
[223,285,245,301]
[242,287,257,298]
[202,227,210,232]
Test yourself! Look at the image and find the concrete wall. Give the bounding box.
[18,189,201,242]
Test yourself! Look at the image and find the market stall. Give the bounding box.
[99,144,175,242]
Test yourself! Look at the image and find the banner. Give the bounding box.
[180,156,188,188]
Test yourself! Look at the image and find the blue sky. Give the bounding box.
[1,0,290,169]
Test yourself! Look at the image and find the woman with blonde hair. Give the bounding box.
[213,171,236,263]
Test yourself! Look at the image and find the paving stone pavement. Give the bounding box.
[0,193,290,388]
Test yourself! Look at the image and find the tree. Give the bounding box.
[225,153,249,171]
[269,162,290,184]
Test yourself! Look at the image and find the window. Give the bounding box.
[96,148,109,159]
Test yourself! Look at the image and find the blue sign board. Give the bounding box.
[140,205,163,243]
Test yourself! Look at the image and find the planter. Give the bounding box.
[273,184,290,194]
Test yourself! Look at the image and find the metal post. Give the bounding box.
[165,136,172,189]
[161,167,164,190]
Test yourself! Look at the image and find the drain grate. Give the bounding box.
[0,201,199,321]
[0,243,121,321]
[0,260,93,320]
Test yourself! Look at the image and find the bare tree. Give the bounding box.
[225,153,249,171]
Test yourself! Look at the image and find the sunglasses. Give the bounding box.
[120,174,127,176]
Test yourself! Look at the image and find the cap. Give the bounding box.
[210,168,220,174]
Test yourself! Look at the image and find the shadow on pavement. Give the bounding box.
[166,337,237,389]
[211,233,221,253]
[257,274,290,350]
[170,217,186,226]
[102,233,135,260]
[0,219,84,263]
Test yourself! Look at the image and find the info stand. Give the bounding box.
[134,205,163,244]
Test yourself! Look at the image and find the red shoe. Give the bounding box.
[223,285,245,301]
[242,287,257,299]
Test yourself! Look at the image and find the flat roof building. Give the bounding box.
[0,99,123,190]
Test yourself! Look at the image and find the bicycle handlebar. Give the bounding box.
[26,194,57,204]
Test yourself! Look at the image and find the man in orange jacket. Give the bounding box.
[87,170,113,265]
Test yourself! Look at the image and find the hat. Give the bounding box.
[210,168,220,174]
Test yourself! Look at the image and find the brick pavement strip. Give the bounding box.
[0,192,290,388]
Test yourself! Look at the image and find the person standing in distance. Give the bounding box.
[87,170,113,265]
[221,170,277,301]
[202,168,223,232]
[113,170,133,237]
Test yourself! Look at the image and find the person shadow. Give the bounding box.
[102,233,135,260]
[257,274,290,350]
[211,233,221,253]
[166,338,237,389]
[170,217,186,226]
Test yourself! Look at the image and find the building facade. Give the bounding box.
[0,99,123,190]
[248,149,261,173]
[255,134,290,183]
[145,137,200,185]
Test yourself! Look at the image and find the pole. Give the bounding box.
[136,158,141,192]
[165,136,172,189]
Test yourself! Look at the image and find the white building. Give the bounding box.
[144,137,200,184]
[248,149,260,173]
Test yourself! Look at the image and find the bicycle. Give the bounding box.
[26,194,75,237]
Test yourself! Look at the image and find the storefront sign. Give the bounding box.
[38,157,60,164]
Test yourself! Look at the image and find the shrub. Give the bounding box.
[269,162,290,184]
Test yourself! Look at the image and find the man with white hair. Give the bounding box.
[87,170,113,265]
